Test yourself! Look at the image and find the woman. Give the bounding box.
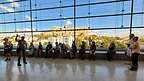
[3,38,13,61]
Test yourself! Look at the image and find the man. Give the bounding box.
[15,34,27,66]
[129,36,140,71]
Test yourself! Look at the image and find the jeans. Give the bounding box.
[131,53,140,69]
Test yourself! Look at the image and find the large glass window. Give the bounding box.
[0,0,143,49]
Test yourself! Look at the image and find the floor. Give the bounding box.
[0,57,144,81]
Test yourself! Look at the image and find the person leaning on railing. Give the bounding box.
[89,41,96,60]
[79,41,86,60]
[3,38,13,61]
[71,41,77,58]
[53,42,60,59]
[107,42,116,61]
[45,42,53,58]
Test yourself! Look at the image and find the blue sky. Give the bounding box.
[0,0,143,36]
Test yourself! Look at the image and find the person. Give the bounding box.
[126,34,135,64]
[107,42,116,61]
[58,43,62,58]
[29,42,34,57]
[37,42,43,57]
[3,38,13,61]
[129,36,140,71]
[53,42,60,59]
[71,41,77,58]
[61,43,67,58]
[89,41,96,60]
[9,41,13,54]
[15,34,27,66]
[45,42,52,58]
[79,41,86,60]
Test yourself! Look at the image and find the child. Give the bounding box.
[129,36,140,71]
[53,42,60,59]
[45,42,52,58]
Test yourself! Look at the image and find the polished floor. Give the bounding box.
[0,57,144,81]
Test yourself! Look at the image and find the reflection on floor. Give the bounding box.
[0,57,144,81]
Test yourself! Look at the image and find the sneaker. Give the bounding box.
[17,64,21,66]
[129,67,137,71]
[5,58,8,61]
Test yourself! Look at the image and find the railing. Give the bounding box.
[0,48,135,54]
[0,48,144,60]
[0,48,144,54]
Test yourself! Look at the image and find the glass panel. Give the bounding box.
[75,29,129,48]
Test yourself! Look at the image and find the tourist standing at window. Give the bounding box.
[45,42,52,58]
[129,36,140,71]
[15,34,27,66]
[126,34,135,64]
